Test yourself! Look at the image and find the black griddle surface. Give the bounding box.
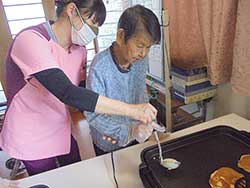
[139,126,250,188]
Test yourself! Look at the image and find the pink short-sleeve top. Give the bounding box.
[0,23,86,160]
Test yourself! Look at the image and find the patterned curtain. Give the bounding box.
[163,0,250,96]
[163,0,209,70]
[231,0,250,96]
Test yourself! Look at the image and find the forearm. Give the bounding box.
[95,95,135,117]
[94,95,157,124]
[33,68,98,112]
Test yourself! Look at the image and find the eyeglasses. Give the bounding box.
[74,6,99,35]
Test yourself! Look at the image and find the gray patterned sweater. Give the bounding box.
[85,47,148,152]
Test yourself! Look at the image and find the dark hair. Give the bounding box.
[55,0,106,26]
[118,5,161,44]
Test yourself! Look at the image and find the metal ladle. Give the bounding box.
[154,131,181,170]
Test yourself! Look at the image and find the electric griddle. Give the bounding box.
[139,126,250,188]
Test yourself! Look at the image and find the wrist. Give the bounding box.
[125,104,135,118]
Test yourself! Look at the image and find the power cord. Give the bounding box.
[111,151,119,188]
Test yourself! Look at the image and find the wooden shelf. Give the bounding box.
[147,84,207,132]
[172,108,203,132]
[153,88,184,112]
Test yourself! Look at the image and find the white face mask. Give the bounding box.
[71,24,97,46]
[71,7,98,46]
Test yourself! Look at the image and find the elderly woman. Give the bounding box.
[86,5,161,155]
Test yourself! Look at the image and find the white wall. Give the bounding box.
[214,84,250,119]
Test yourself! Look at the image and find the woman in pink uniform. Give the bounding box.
[0,0,157,176]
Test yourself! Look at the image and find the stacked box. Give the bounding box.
[171,66,216,104]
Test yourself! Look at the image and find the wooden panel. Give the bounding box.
[0,0,12,92]
[163,10,172,132]
[42,0,56,21]
[70,110,96,160]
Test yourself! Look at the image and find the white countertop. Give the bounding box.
[19,113,250,188]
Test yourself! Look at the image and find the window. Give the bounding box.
[2,0,46,37]
[86,0,124,73]
[97,0,123,52]
[0,82,7,117]
[85,40,96,74]
[0,83,6,105]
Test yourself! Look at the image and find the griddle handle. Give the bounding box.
[139,163,160,188]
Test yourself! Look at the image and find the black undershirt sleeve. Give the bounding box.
[33,68,99,112]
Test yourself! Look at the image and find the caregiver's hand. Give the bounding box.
[130,103,157,124]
